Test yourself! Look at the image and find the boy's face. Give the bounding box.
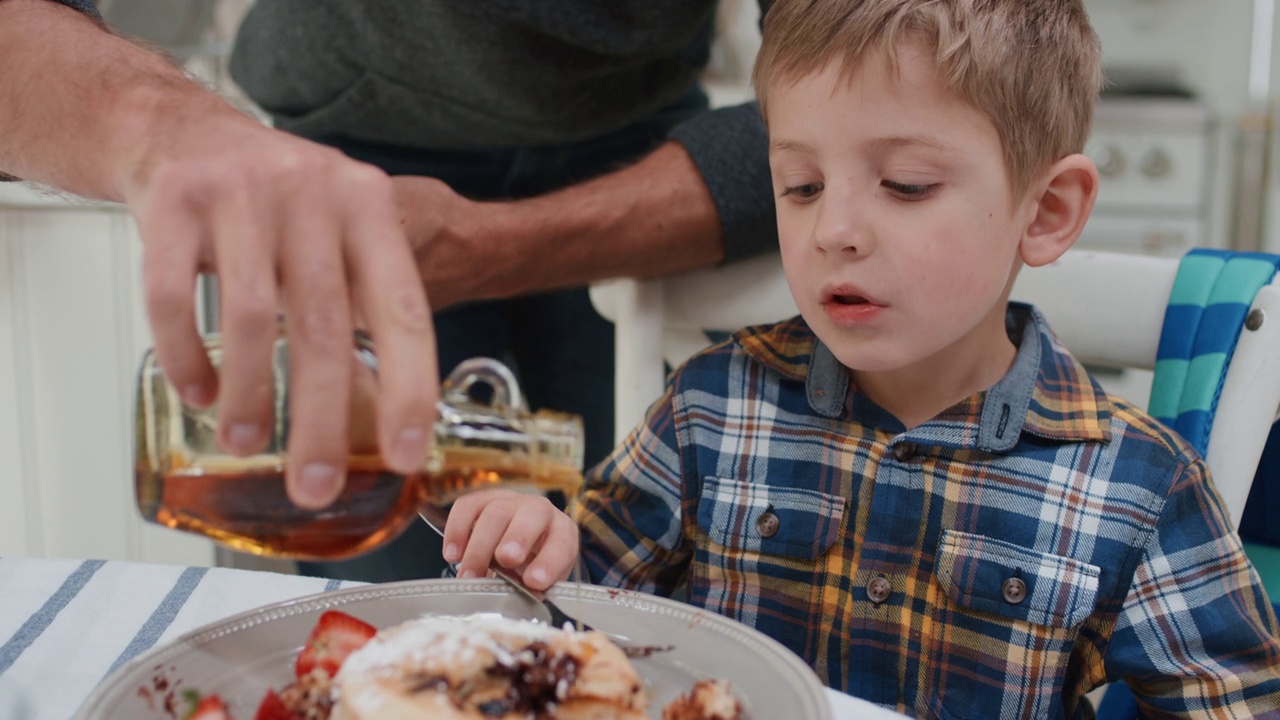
[766,43,1034,376]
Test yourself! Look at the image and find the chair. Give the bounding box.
[589,248,1280,529]
[590,253,796,444]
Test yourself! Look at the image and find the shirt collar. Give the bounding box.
[735,303,1112,450]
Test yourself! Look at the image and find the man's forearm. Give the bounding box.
[0,0,229,200]
[451,141,728,301]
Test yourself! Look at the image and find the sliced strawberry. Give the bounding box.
[188,694,232,720]
[252,689,297,720]
[294,610,377,679]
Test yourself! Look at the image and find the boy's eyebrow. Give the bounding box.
[865,134,955,153]
[768,138,816,154]
[769,134,958,155]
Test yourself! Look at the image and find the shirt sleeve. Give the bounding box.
[571,382,692,595]
[1106,457,1280,716]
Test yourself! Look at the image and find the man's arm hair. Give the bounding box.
[0,0,100,181]
[0,0,225,198]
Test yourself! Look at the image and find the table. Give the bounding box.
[0,557,905,720]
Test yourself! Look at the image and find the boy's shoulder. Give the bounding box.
[1029,311,1204,474]
[1101,390,1201,464]
[671,315,815,385]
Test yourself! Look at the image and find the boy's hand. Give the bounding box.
[442,490,579,592]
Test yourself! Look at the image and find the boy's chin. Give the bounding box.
[812,333,909,374]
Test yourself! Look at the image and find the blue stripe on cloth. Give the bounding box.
[1154,305,1201,360]
[323,578,342,593]
[102,566,209,678]
[1199,303,1253,352]
[0,559,105,673]
[1173,410,1212,453]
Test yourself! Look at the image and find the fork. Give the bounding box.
[417,503,671,657]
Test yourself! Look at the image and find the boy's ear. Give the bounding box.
[1019,154,1100,267]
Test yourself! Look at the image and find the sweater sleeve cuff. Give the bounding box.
[47,0,100,17]
[668,102,778,264]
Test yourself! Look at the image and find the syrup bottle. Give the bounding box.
[134,331,583,560]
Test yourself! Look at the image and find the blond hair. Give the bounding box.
[753,0,1104,194]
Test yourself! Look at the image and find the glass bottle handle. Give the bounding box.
[441,357,525,411]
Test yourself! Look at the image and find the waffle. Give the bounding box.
[330,614,647,720]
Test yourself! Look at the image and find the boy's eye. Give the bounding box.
[882,180,939,199]
[780,182,823,201]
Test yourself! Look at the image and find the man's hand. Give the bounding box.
[126,116,439,509]
[0,0,438,509]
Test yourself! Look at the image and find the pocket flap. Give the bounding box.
[696,477,845,559]
[935,530,1100,628]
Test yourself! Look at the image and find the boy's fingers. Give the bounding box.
[441,490,499,563]
[494,499,559,569]
[523,515,579,591]
[456,497,518,579]
[444,491,573,586]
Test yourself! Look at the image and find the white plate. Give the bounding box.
[75,578,832,720]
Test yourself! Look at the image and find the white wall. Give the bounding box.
[0,185,214,565]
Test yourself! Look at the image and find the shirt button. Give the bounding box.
[756,511,780,538]
[866,576,892,603]
[893,442,916,461]
[1002,577,1027,604]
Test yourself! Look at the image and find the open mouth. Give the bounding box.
[820,286,884,323]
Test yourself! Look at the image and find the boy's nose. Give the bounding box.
[813,195,869,256]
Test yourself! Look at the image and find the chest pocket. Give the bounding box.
[691,476,847,672]
[936,529,1099,628]
[931,529,1100,720]
[695,476,846,559]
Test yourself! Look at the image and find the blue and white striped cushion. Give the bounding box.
[1148,248,1280,456]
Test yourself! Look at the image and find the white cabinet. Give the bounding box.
[0,184,213,566]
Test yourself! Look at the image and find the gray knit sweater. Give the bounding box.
[51,0,776,261]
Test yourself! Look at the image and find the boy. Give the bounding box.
[443,0,1280,716]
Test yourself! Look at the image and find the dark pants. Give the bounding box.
[295,88,709,583]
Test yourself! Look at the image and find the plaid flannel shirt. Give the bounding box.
[573,303,1280,719]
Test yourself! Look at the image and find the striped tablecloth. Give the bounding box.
[0,557,902,720]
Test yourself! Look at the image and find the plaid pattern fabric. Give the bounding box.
[573,304,1280,719]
